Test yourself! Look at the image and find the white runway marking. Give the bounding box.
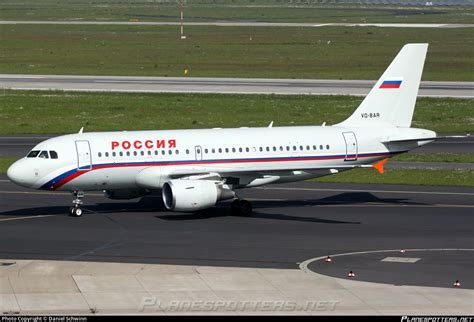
[299,248,474,274]
[0,215,54,222]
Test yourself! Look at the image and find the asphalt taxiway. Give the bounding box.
[0,176,472,287]
[1,21,473,28]
[1,176,472,314]
[1,75,472,98]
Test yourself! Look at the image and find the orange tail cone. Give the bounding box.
[373,158,389,174]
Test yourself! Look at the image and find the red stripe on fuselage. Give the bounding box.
[49,153,390,190]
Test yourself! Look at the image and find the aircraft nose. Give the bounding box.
[7,160,34,188]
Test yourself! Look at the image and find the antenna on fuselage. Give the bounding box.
[78,127,84,134]
[268,121,274,128]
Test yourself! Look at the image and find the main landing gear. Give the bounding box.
[69,190,84,217]
[230,199,253,216]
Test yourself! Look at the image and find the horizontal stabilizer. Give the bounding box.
[382,135,468,144]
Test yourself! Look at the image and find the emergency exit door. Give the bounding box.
[75,140,92,170]
[342,132,358,161]
[195,145,203,161]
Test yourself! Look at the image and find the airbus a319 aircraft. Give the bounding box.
[8,44,444,217]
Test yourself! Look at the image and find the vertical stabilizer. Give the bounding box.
[337,44,428,128]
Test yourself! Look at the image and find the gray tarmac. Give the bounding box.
[0,176,472,289]
[1,75,473,98]
[0,21,473,28]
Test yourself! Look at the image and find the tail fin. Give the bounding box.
[337,43,428,128]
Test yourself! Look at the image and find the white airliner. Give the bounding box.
[7,44,442,217]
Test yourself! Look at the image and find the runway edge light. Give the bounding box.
[347,271,356,278]
[325,256,332,263]
[453,280,461,288]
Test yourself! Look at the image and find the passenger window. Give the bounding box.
[168,150,172,155]
[212,148,215,153]
[232,148,236,153]
[286,146,290,151]
[259,147,263,152]
[313,145,317,150]
[98,152,102,157]
[326,145,330,150]
[266,147,270,152]
[246,147,249,152]
[50,151,58,159]
[186,149,190,154]
[293,146,297,151]
[141,151,144,156]
[127,151,131,156]
[218,148,222,153]
[306,145,310,150]
[204,149,208,154]
[148,151,151,156]
[112,152,116,157]
[279,146,283,151]
[320,145,323,150]
[27,150,40,158]
[161,150,165,155]
[300,146,303,151]
[176,150,179,155]
[239,148,243,152]
[273,147,276,152]
[225,148,229,153]
[155,151,158,155]
[106,152,109,157]
[38,151,49,159]
[118,152,122,157]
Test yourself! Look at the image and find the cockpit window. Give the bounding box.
[49,151,58,159]
[38,151,49,159]
[27,150,40,158]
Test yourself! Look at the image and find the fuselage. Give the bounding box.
[7,125,434,192]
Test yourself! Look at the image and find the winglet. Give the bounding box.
[373,158,389,174]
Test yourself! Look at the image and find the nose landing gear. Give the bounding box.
[69,190,84,217]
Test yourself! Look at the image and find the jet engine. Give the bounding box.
[104,188,149,200]
[162,179,234,212]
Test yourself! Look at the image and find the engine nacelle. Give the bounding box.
[105,188,149,200]
[162,179,234,212]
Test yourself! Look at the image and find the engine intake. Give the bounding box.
[162,179,234,212]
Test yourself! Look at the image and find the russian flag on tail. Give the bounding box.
[380,78,403,89]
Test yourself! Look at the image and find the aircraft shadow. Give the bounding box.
[0,192,424,224]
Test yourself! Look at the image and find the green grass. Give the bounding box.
[0,158,16,174]
[1,1,473,23]
[0,91,472,134]
[312,168,474,187]
[392,153,474,163]
[0,24,472,80]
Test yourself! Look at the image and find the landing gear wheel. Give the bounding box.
[69,206,83,217]
[230,199,253,216]
[231,199,241,215]
[69,190,85,217]
[239,200,252,216]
